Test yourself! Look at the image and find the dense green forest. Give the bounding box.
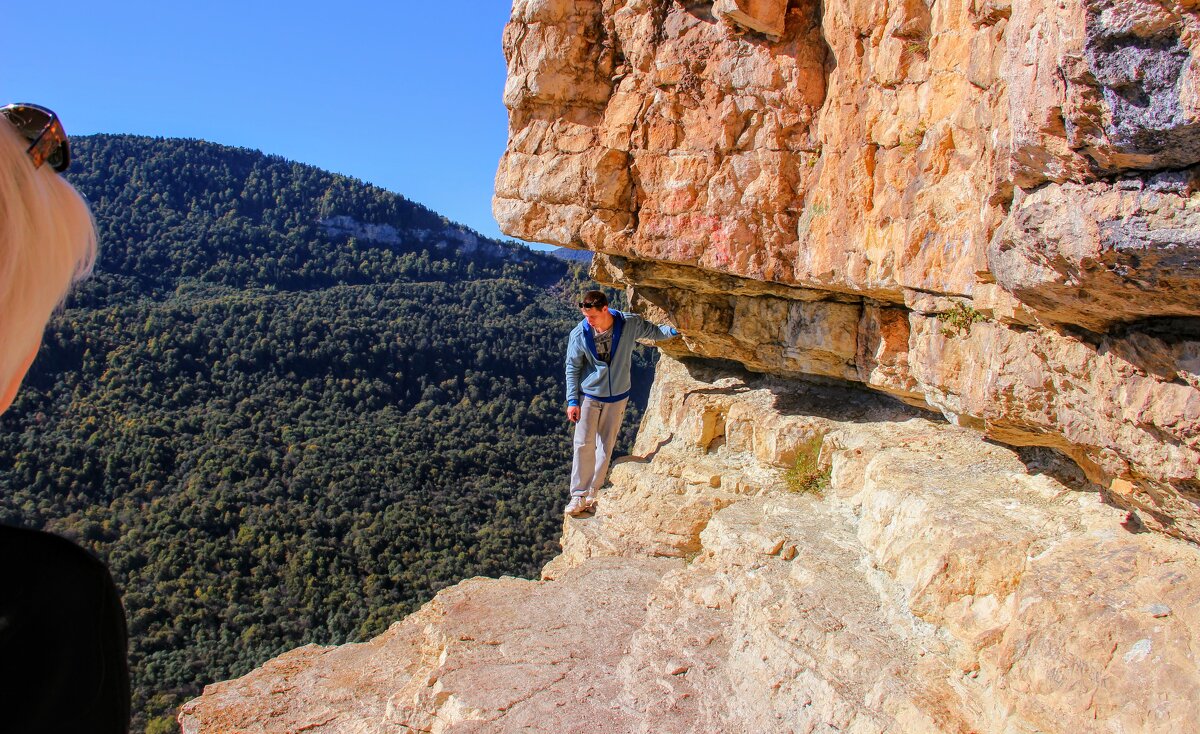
[0,136,653,732]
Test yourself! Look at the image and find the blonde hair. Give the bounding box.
[0,120,96,392]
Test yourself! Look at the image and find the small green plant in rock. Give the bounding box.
[905,40,929,56]
[899,122,927,151]
[783,436,830,496]
[903,30,930,57]
[937,301,987,336]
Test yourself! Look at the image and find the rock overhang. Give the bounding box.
[494,0,1200,541]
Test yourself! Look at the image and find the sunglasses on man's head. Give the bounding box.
[1,103,70,173]
[579,302,604,310]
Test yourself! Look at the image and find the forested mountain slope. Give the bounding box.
[0,135,648,732]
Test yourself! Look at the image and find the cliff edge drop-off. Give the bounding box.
[182,0,1200,731]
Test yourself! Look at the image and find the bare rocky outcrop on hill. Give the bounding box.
[181,358,1200,732]
[494,0,1200,542]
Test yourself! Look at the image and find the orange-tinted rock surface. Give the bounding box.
[495,0,1200,541]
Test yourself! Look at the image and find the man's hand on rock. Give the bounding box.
[567,405,581,422]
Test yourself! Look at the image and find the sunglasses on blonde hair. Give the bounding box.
[1,103,70,173]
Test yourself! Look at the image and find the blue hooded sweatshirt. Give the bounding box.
[565,310,678,406]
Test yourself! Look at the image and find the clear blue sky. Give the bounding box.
[1,1,551,248]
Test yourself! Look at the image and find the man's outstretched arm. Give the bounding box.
[634,316,679,342]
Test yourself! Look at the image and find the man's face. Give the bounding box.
[580,302,609,329]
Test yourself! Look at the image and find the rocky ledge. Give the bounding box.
[181,357,1199,732]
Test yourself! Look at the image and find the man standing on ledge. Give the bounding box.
[565,290,678,516]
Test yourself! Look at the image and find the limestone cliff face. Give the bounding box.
[180,358,1200,732]
[494,0,1200,542]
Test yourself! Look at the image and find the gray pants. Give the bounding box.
[570,396,629,499]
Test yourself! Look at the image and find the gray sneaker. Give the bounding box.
[564,497,590,516]
[583,491,598,512]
